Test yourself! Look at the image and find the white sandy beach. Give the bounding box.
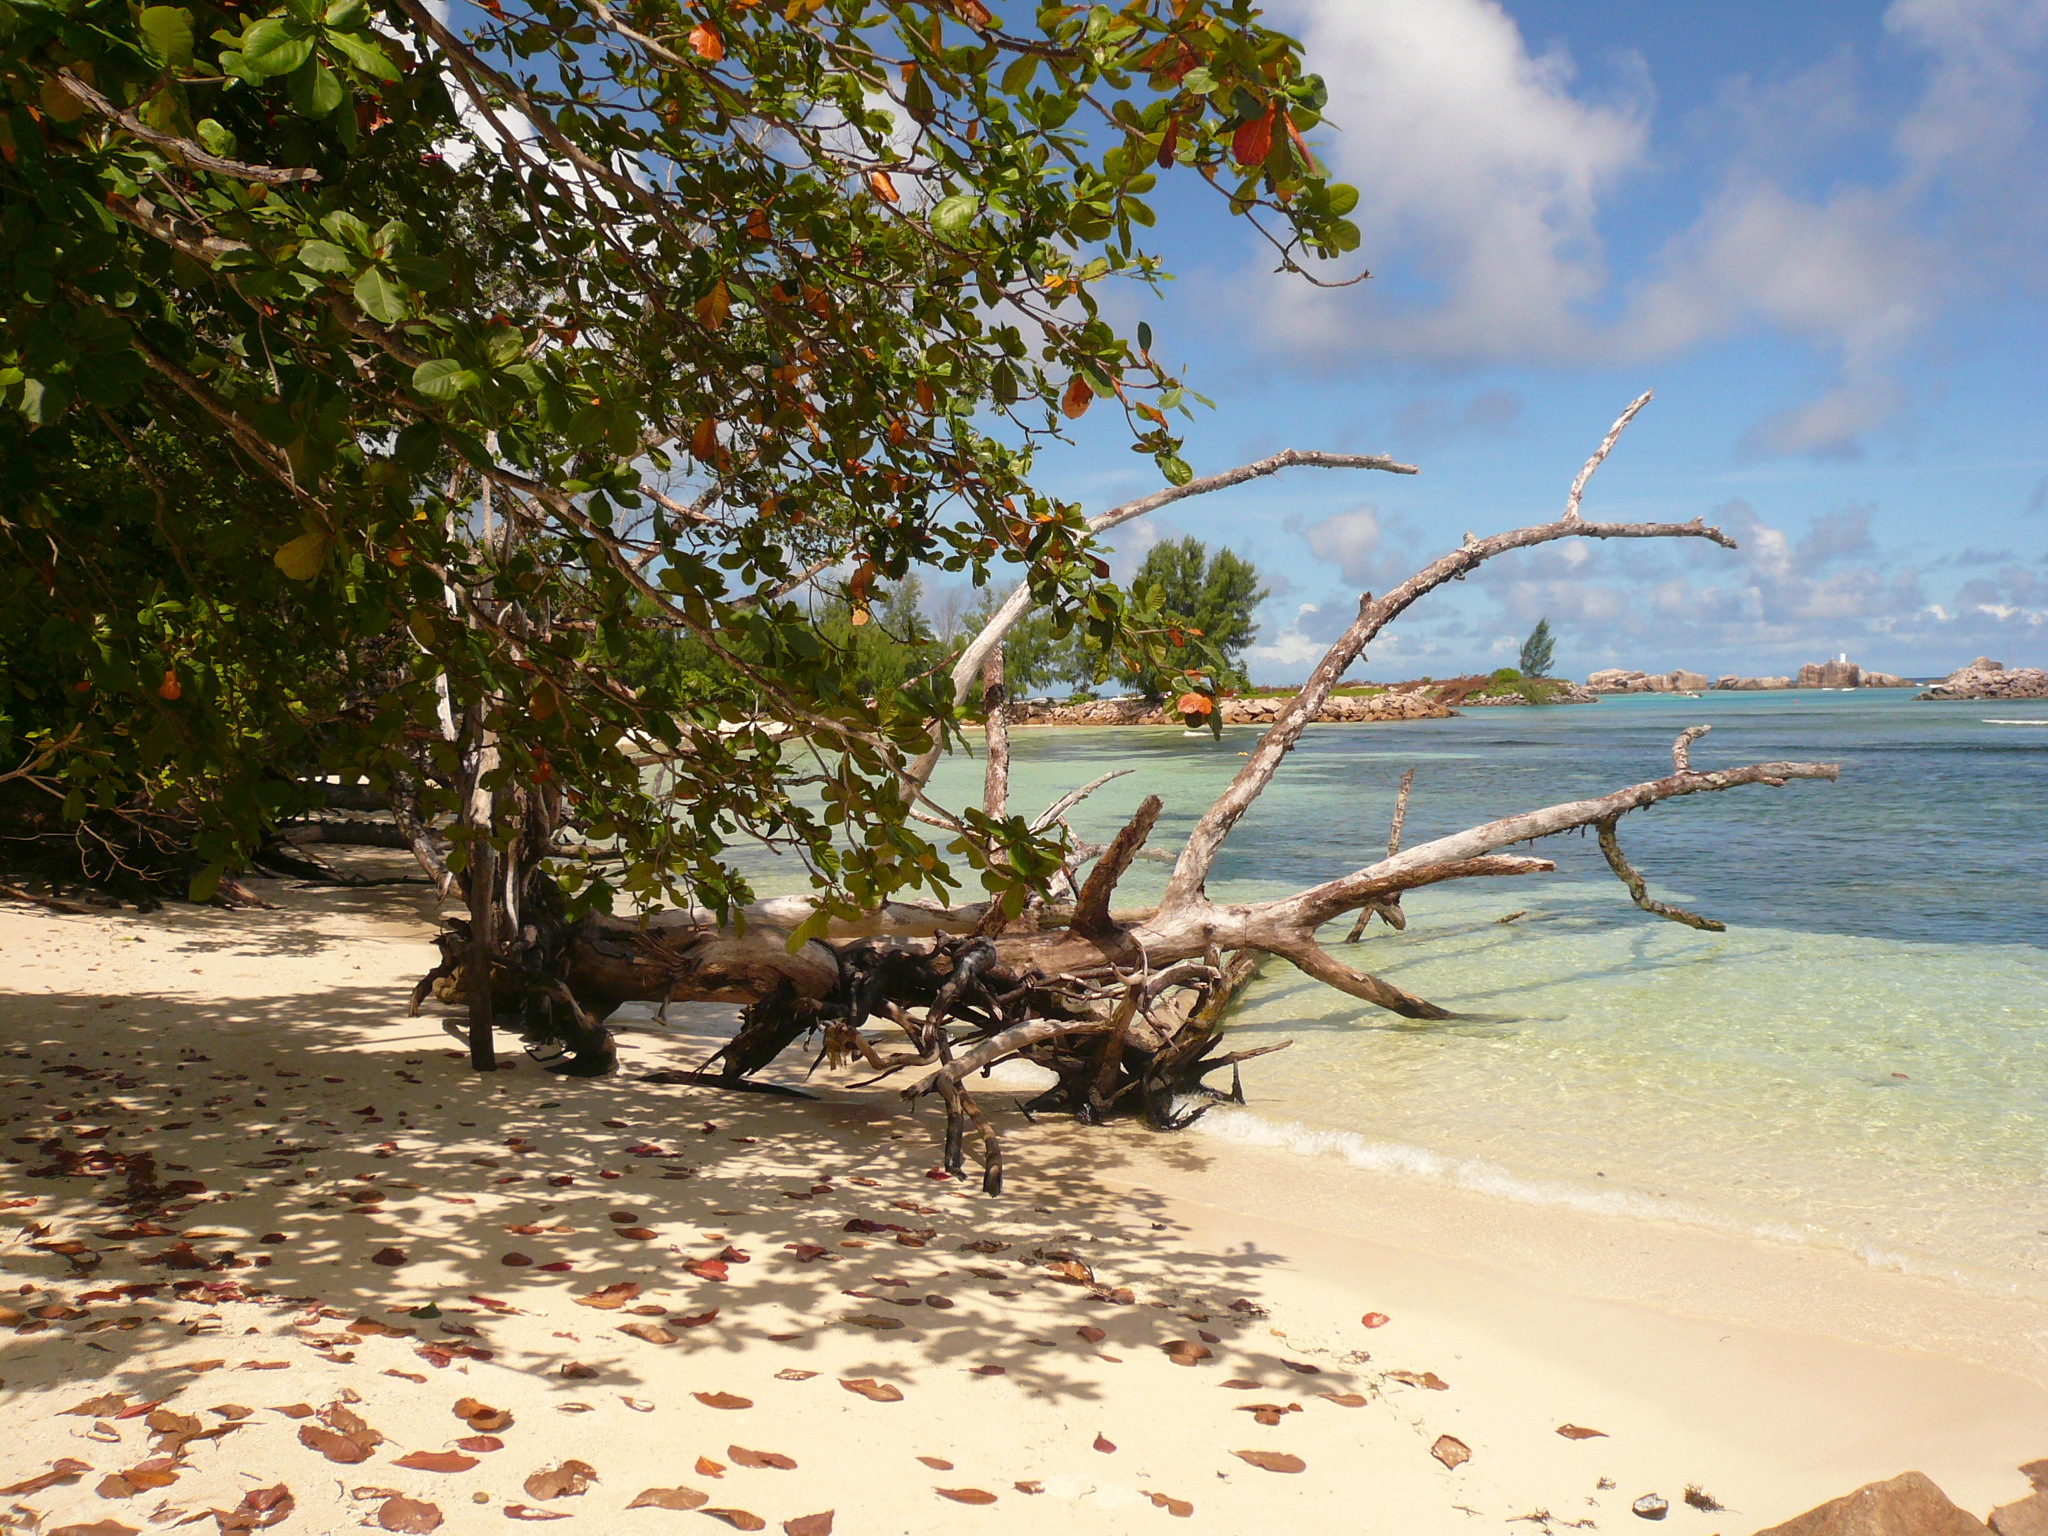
[1,870,2043,1535]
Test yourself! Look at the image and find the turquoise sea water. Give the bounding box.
[918,693,2048,1297]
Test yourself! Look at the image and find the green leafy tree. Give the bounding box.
[1519,617,1556,679]
[0,0,1366,1065]
[1101,536,1267,696]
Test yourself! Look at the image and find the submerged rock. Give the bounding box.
[1749,1471,1989,1535]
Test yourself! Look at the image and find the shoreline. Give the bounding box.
[2,881,2042,1533]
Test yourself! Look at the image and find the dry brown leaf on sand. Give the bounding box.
[523,1460,597,1500]
[456,1435,504,1452]
[1387,1370,1449,1391]
[559,1362,599,1380]
[1093,1434,1116,1454]
[1161,1340,1210,1366]
[695,1456,726,1478]
[298,1402,384,1465]
[775,1369,817,1382]
[1239,1403,1303,1426]
[618,1322,676,1345]
[49,1522,140,1536]
[267,1403,316,1419]
[375,1495,443,1533]
[1317,1392,1367,1408]
[213,1481,293,1532]
[783,1514,833,1536]
[1555,1424,1607,1440]
[627,1487,709,1511]
[63,1394,128,1416]
[1430,1435,1472,1470]
[936,1488,997,1505]
[844,1313,904,1331]
[501,1506,570,1522]
[694,1392,752,1410]
[575,1282,639,1310]
[702,1512,767,1531]
[729,1447,796,1470]
[1233,1450,1306,1474]
[1147,1492,1195,1518]
[916,1457,953,1471]
[838,1378,903,1403]
[454,1397,512,1432]
[0,1457,92,1495]
[1077,1326,1106,1343]
[393,1451,478,1473]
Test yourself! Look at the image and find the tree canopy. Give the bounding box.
[1519,617,1556,679]
[0,0,1363,923]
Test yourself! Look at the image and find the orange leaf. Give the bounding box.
[935,1488,996,1505]
[694,280,730,328]
[688,23,724,60]
[867,170,899,204]
[157,670,181,701]
[694,1391,753,1410]
[1061,375,1093,419]
[690,419,720,461]
[1232,104,1276,167]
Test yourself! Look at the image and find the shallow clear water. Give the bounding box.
[916,692,2048,1297]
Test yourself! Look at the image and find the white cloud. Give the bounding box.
[1301,505,1383,584]
[1267,0,1649,362]
[1250,0,2048,459]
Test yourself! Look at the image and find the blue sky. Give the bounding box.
[1007,0,2048,683]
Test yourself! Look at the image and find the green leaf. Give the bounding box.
[1323,183,1359,218]
[786,907,831,952]
[1179,66,1215,93]
[352,264,404,323]
[389,255,448,291]
[138,6,195,68]
[296,238,356,273]
[999,53,1037,94]
[320,210,373,249]
[1155,451,1192,487]
[930,193,978,241]
[188,859,226,904]
[193,117,238,157]
[273,528,329,580]
[1136,320,1152,353]
[394,419,440,470]
[238,16,315,77]
[323,25,399,80]
[411,358,479,399]
[287,58,344,117]
[322,0,366,27]
[481,325,523,367]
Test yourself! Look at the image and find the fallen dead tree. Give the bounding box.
[411,396,1841,1190]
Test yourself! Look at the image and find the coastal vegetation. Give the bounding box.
[0,0,1842,1186]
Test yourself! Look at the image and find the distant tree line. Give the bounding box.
[623,537,1270,707]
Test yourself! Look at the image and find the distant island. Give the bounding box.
[1587,658,1913,693]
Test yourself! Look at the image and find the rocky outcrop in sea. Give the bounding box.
[1010,691,1455,727]
[1915,658,2048,700]
[1587,661,1914,693]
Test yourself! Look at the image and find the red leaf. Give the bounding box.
[376,1495,443,1533]
[1234,1450,1305,1474]
[628,1488,708,1511]
[684,1259,729,1282]
[1093,1433,1116,1453]
[394,1451,478,1473]
[1232,104,1276,167]
[1360,1312,1390,1329]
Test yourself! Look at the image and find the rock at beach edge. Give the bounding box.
[1749,1471,1988,1536]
